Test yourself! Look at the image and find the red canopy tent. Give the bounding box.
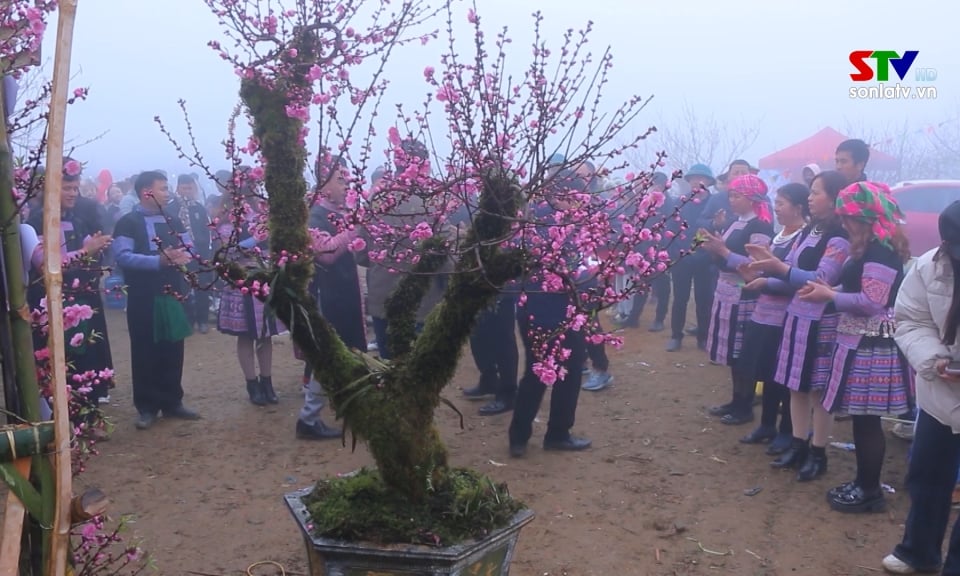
[758,127,900,179]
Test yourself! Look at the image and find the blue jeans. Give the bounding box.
[894,410,960,573]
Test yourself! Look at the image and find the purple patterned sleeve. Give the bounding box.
[725,252,750,269]
[764,277,794,295]
[833,261,897,316]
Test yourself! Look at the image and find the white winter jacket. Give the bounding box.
[894,248,960,432]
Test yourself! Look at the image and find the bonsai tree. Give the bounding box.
[160,0,698,545]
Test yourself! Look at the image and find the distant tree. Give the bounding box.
[626,100,762,174]
[843,117,960,183]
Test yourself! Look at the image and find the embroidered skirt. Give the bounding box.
[822,334,913,416]
[217,286,282,339]
[775,312,839,393]
[707,298,756,366]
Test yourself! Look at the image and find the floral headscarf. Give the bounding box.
[835,181,905,248]
[729,174,771,223]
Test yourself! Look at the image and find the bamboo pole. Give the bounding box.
[43,2,80,574]
[0,82,41,425]
[0,423,55,462]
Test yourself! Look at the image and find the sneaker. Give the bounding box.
[97,396,111,405]
[666,338,682,352]
[881,554,917,574]
[648,320,665,332]
[135,412,158,430]
[582,371,613,391]
[197,323,209,334]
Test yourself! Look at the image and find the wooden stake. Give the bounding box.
[43,1,80,575]
[0,458,32,576]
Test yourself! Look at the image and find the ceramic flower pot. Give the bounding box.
[284,487,534,576]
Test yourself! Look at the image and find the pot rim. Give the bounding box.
[283,487,534,560]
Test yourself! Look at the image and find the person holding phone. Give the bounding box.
[697,174,774,423]
[881,201,960,574]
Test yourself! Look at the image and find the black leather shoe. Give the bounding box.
[135,412,158,430]
[509,443,527,458]
[720,411,754,426]
[479,399,513,416]
[708,402,735,417]
[828,485,886,514]
[771,438,807,469]
[247,378,267,406]
[797,451,828,482]
[462,384,495,400]
[260,376,279,404]
[741,425,777,444]
[543,436,592,452]
[296,419,341,440]
[164,405,201,420]
[766,433,793,455]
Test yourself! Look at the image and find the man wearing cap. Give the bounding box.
[666,163,716,352]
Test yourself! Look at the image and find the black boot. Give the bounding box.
[797,445,828,482]
[771,437,807,469]
[260,376,279,404]
[246,378,267,406]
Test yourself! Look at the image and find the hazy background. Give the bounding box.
[32,0,956,179]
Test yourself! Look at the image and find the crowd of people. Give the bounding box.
[18,134,960,574]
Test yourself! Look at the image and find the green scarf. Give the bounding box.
[153,294,192,343]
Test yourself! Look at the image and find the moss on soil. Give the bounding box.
[303,467,524,547]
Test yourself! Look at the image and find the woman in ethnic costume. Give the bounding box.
[216,193,281,406]
[748,171,850,480]
[802,181,912,513]
[698,174,775,424]
[729,183,809,447]
[28,158,115,408]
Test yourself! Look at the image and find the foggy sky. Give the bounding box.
[34,0,957,178]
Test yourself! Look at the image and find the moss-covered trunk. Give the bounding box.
[241,39,524,505]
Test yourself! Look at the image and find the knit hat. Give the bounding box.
[684,163,716,186]
[939,200,960,257]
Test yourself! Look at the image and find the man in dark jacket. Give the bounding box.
[297,155,365,440]
[666,163,716,351]
[168,174,212,333]
[508,170,592,457]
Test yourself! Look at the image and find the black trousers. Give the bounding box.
[469,296,519,402]
[630,273,671,323]
[127,294,185,415]
[894,410,960,573]
[669,257,716,342]
[586,341,609,372]
[509,317,585,445]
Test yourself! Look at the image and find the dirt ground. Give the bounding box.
[66,304,920,576]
